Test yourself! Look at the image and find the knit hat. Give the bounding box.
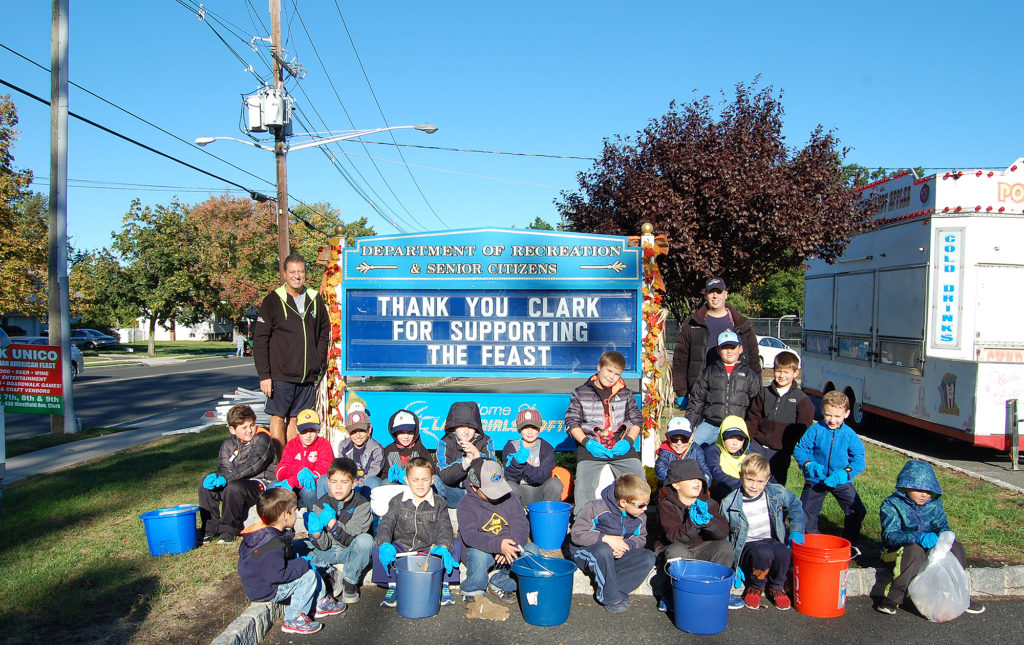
[466,458,512,499]
[516,407,543,431]
[665,458,706,486]
[296,409,320,433]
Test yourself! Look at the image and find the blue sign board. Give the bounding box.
[357,391,642,453]
[341,229,642,378]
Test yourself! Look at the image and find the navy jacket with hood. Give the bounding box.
[237,526,310,602]
[382,409,437,475]
[436,402,495,487]
[879,460,950,551]
[569,483,648,554]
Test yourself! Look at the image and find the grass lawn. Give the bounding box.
[0,429,241,643]
[5,427,133,458]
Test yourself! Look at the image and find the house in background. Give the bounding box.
[118,314,235,343]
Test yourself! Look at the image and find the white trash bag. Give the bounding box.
[907,531,970,622]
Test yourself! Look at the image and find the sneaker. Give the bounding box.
[965,601,986,614]
[657,597,668,612]
[766,589,791,610]
[728,596,746,610]
[341,580,360,604]
[201,531,217,544]
[875,598,899,615]
[440,582,455,606]
[216,534,236,544]
[281,613,322,635]
[461,593,479,608]
[744,587,764,610]
[315,596,347,617]
[604,598,630,613]
[380,584,397,608]
[486,584,517,605]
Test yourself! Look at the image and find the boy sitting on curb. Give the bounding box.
[501,407,563,508]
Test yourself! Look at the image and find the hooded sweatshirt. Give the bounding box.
[658,459,730,547]
[253,284,330,384]
[569,483,647,553]
[275,434,334,487]
[436,401,495,487]
[879,460,950,551]
[457,488,530,554]
[237,526,310,602]
[704,416,752,501]
[382,409,437,474]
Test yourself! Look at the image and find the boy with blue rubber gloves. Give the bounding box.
[381,409,436,485]
[684,330,762,448]
[721,453,805,611]
[371,457,461,608]
[654,416,711,486]
[793,390,867,546]
[199,404,277,544]
[435,401,496,508]
[876,460,985,616]
[569,473,656,613]
[705,415,761,501]
[457,458,539,606]
[238,487,346,635]
[305,458,374,604]
[501,407,562,508]
[275,409,334,510]
[565,350,644,510]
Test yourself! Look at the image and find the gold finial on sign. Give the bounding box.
[641,222,653,235]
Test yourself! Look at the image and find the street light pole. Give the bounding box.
[270,0,289,280]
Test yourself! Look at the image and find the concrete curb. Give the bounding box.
[209,560,1024,645]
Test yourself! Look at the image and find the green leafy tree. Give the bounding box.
[69,248,132,331]
[526,216,555,230]
[110,199,211,356]
[843,164,926,188]
[556,80,872,318]
[0,95,40,316]
[748,266,805,318]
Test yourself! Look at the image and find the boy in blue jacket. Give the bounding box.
[792,390,867,545]
[876,460,985,615]
[238,487,346,635]
[654,416,711,486]
[501,407,562,508]
[457,458,538,606]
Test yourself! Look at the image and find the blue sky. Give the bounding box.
[3,2,1022,252]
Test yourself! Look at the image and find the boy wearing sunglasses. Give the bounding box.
[654,416,711,486]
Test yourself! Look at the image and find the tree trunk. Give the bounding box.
[147,317,156,357]
[170,314,177,342]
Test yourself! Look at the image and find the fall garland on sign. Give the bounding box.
[317,236,346,444]
[630,230,672,437]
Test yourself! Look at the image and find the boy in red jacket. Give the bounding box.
[276,409,335,510]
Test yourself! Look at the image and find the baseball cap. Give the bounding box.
[705,277,727,293]
[467,458,512,499]
[720,415,747,440]
[346,409,370,433]
[717,330,740,348]
[296,409,320,433]
[516,407,543,431]
[665,416,693,439]
[390,409,418,435]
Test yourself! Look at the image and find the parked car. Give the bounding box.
[15,336,85,380]
[756,335,797,370]
[0,328,10,348]
[70,328,118,350]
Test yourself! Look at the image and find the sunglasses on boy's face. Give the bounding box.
[669,435,690,443]
[625,500,648,510]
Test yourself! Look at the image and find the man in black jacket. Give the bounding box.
[253,254,331,456]
[671,277,759,408]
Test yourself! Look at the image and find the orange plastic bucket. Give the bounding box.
[791,534,850,617]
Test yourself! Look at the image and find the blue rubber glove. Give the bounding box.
[789,531,806,547]
[429,545,458,574]
[378,542,398,570]
[586,439,612,459]
[202,473,218,490]
[824,469,850,488]
[918,532,939,549]
[675,395,689,409]
[297,468,317,491]
[688,498,713,526]
[513,444,531,464]
[387,463,407,484]
[732,568,745,590]
[610,440,631,457]
[304,511,323,535]
[301,554,315,563]
[213,475,226,488]
[318,505,337,526]
[271,480,291,489]
[804,462,826,480]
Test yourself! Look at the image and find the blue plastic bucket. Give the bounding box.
[666,559,733,634]
[510,555,577,626]
[527,501,571,550]
[139,504,199,556]
[395,554,443,619]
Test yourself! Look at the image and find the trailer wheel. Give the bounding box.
[845,387,867,431]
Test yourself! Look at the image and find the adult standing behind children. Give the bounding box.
[565,350,644,510]
[671,277,759,410]
[253,253,331,456]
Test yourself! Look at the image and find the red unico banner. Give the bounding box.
[0,343,65,414]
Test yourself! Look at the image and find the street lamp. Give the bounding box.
[194,123,438,279]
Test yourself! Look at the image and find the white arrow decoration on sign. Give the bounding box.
[356,261,398,274]
[579,261,628,273]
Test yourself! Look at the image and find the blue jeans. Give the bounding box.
[462,541,540,596]
[273,568,325,622]
[298,485,319,511]
[432,475,466,508]
[311,533,374,585]
[692,421,720,448]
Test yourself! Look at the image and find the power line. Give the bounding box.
[332,0,448,228]
[355,139,598,161]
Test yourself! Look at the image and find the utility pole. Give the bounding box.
[270,0,289,280]
[48,0,77,435]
